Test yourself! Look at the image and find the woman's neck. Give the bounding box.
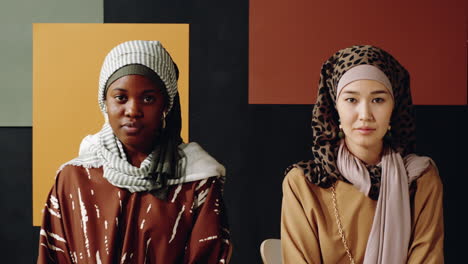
[344,138,383,165]
[124,145,151,168]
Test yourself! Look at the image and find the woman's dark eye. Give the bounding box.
[345,98,357,103]
[143,96,156,103]
[372,98,384,103]
[115,95,127,102]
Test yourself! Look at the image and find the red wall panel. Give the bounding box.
[249,0,467,105]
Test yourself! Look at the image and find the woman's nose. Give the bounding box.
[358,102,373,121]
[125,100,143,117]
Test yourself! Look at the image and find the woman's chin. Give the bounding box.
[347,136,383,150]
[119,138,149,151]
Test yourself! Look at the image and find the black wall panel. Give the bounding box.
[0,128,36,263]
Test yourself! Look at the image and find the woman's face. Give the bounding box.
[105,75,166,154]
[336,80,394,151]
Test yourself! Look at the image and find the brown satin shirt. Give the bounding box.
[37,165,231,263]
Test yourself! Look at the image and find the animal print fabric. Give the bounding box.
[287,45,416,197]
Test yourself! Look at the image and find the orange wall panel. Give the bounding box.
[33,24,189,226]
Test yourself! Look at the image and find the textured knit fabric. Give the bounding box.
[37,166,231,264]
[281,166,444,264]
[65,123,225,193]
[98,40,178,114]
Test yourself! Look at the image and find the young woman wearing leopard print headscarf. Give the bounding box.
[281,45,443,263]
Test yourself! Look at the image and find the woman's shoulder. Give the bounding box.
[51,165,103,197]
[282,162,333,211]
[283,160,322,193]
[57,148,103,174]
[56,164,102,182]
[59,163,103,173]
[179,142,219,162]
[284,166,306,183]
[183,175,224,188]
[415,163,443,192]
[178,142,226,179]
[404,154,442,190]
[284,160,315,182]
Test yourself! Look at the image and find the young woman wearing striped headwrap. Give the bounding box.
[37,40,231,264]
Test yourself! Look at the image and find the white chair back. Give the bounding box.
[260,238,282,264]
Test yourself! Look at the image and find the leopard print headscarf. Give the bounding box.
[287,45,416,193]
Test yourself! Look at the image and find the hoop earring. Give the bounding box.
[161,112,167,129]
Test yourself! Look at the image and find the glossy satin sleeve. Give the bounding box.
[281,168,322,264]
[183,177,231,264]
[37,172,73,264]
[407,165,444,263]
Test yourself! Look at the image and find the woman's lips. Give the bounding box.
[355,127,376,135]
[122,123,142,134]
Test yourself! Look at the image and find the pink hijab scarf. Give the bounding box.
[333,53,436,263]
[337,135,434,264]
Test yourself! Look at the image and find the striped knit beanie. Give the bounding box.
[98,40,178,114]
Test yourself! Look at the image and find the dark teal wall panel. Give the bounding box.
[0,128,35,262]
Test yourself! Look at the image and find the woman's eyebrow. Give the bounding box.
[371,90,389,94]
[142,89,158,93]
[342,90,389,95]
[110,88,159,93]
[342,90,359,94]
[111,88,127,92]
